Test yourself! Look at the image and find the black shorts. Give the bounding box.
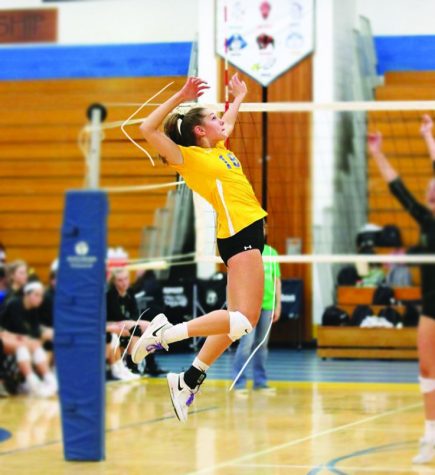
[422,289,435,319]
[217,219,265,266]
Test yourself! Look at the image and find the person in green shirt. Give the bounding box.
[232,242,281,394]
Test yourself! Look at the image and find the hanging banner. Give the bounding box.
[0,9,57,44]
[216,0,314,87]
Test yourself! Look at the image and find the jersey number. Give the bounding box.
[219,153,240,169]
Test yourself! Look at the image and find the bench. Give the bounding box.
[317,286,420,360]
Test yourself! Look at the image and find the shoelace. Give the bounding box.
[186,392,195,406]
[146,342,165,352]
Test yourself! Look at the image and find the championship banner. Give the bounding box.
[216,0,314,86]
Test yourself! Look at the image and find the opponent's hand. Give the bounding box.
[228,73,247,99]
[179,77,210,102]
[367,131,383,156]
[420,114,434,137]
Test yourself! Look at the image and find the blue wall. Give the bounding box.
[3,37,434,80]
[375,35,435,74]
[0,42,192,80]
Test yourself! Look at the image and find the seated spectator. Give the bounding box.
[131,270,165,317]
[40,260,58,329]
[0,243,6,267]
[1,281,45,339]
[0,266,7,312]
[107,267,139,323]
[358,263,386,287]
[106,267,143,381]
[0,330,56,397]
[107,267,166,378]
[356,246,386,287]
[385,249,413,287]
[130,270,167,377]
[0,281,57,397]
[5,260,28,303]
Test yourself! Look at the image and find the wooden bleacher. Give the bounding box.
[317,285,420,359]
[317,327,417,359]
[0,77,185,282]
[317,71,435,360]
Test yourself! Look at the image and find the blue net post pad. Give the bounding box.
[54,190,108,461]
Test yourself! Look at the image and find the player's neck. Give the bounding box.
[197,137,216,149]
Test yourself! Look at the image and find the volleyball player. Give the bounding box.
[132,74,267,422]
[368,114,435,464]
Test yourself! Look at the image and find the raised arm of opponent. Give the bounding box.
[367,131,399,183]
[420,114,435,173]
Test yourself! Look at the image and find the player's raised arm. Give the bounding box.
[139,77,209,165]
[222,73,247,138]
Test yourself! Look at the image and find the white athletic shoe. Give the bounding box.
[253,385,276,395]
[23,373,56,398]
[111,360,140,381]
[43,371,58,392]
[131,313,172,363]
[413,438,435,464]
[233,388,249,398]
[0,381,9,398]
[167,372,198,423]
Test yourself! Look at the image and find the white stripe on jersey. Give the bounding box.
[216,179,235,236]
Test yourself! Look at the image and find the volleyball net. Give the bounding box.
[78,99,435,273]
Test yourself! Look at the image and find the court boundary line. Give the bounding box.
[307,440,417,475]
[184,401,422,475]
[235,462,435,473]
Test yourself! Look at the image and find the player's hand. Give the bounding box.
[273,308,281,323]
[179,77,210,101]
[367,131,383,156]
[228,73,247,99]
[420,114,434,137]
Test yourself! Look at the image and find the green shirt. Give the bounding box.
[262,244,281,310]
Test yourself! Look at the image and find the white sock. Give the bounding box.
[424,420,435,441]
[163,322,189,344]
[192,357,209,373]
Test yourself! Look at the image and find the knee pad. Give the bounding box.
[419,376,435,394]
[16,346,31,363]
[228,311,253,341]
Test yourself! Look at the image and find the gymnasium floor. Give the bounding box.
[0,349,428,475]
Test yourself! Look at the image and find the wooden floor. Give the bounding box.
[0,378,429,474]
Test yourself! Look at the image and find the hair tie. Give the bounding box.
[177,116,183,135]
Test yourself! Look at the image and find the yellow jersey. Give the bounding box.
[170,142,267,239]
